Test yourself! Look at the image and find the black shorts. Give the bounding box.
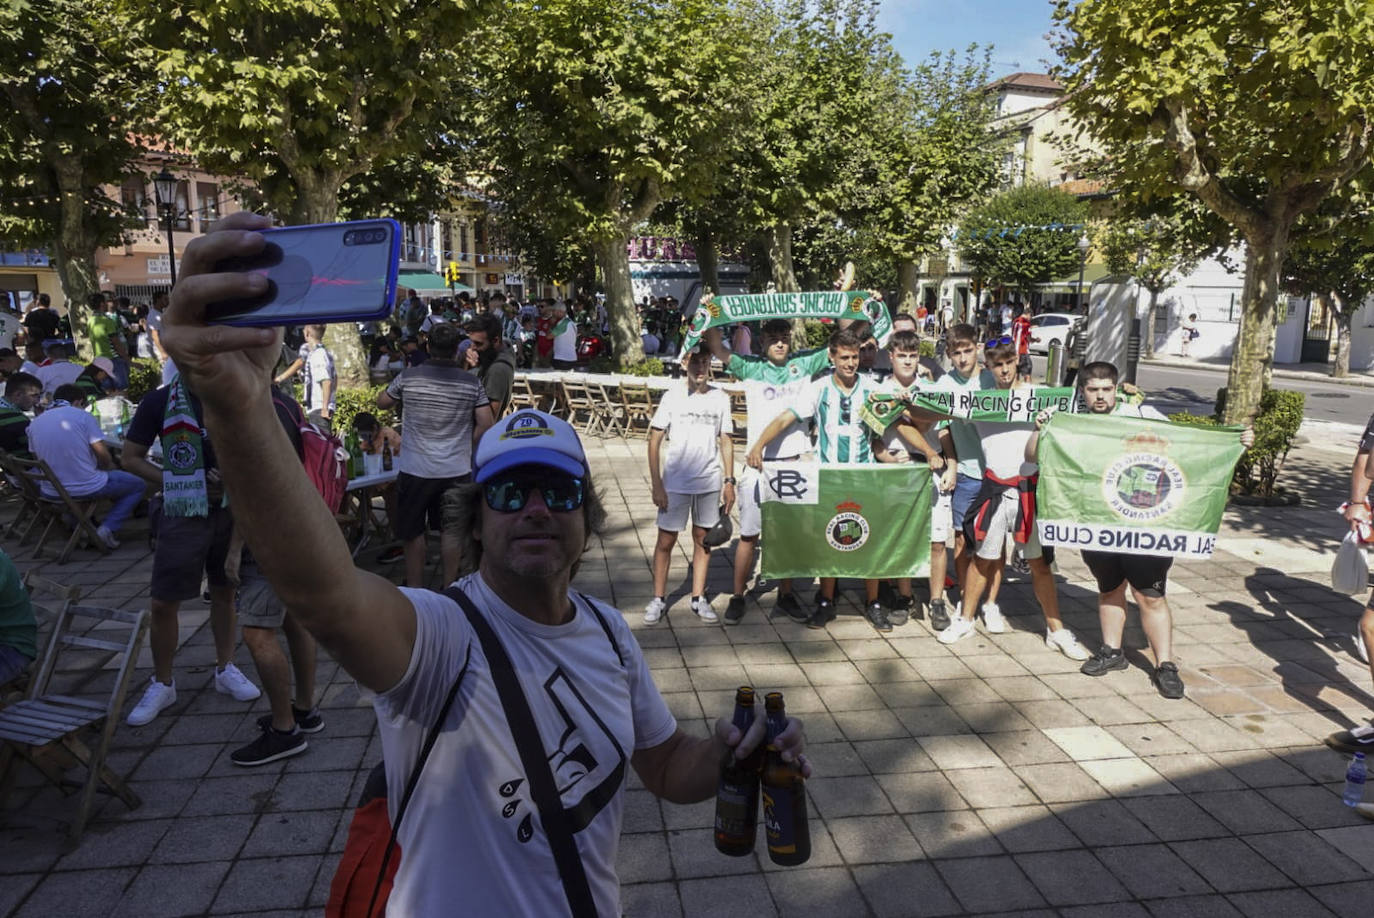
[395,472,470,540]
[1081,549,1172,598]
[151,505,233,602]
[1017,354,1033,378]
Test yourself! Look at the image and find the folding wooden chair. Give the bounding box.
[0,577,148,844]
[620,382,657,438]
[6,456,109,563]
[0,451,55,547]
[506,377,538,415]
[587,381,628,437]
[559,378,602,435]
[729,389,750,446]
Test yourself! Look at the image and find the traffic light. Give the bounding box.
[444,262,459,285]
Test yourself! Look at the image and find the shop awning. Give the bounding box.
[398,269,473,296]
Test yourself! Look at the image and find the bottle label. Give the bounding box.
[715,779,756,836]
[763,786,797,854]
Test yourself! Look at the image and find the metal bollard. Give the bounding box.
[1045,341,1066,386]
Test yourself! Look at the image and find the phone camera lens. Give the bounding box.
[343,232,355,246]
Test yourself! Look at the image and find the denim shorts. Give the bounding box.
[950,473,982,540]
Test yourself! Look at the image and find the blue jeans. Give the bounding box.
[0,644,32,684]
[83,470,145,535]
[951,473,983,540]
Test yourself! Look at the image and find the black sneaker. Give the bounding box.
[231,725,308,766]
[776,593,809,624]
[864,601,893,633]
[876,581,898,609]
[378,545,405,565]
[1325,722,1374,754]
[724,595,748,626]
[1152,661,1186,699]
[928,599,950,632]
[1080,646,1128,677]
[257,706,325,735]
[888,594,913,627]
[807,599,835,630]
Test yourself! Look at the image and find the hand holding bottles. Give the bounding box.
[713,698,811,776]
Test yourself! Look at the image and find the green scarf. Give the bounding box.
[160,378,209,517]
[681,291,893,353]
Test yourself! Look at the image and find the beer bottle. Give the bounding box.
[714,686,761,856]
[761,692,810,866]
[381,438,393,471]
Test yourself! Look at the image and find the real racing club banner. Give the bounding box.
[759,463,931,579]
[1036,413,1246,560]
[859,386,1081,436]
[681,291,893,353]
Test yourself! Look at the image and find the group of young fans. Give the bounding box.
[645,313,1254,699]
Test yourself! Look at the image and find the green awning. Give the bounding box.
[398,269,474,295]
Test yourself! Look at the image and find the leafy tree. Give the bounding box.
[119,0,489,385]
[1097,209,1210,357]
[469,0,750,365]
[956,184,1088,300]
[1283,197,1374,378]
[0,0,144,351]
[1053,0,1374,423]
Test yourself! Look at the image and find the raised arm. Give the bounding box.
[160,213,416,694]
[703,326,733,366]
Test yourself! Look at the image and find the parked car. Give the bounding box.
[1028,313,1077,354]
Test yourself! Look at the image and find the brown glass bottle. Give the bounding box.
[761,692,810,865]
[381,439,393,471]
[714,686,761,855]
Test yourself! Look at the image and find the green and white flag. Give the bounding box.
[682,291,892,353]
[1036,413,1245,560]
[759,463,931,579]
[860,385,1082,436]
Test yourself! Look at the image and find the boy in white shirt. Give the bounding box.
[644,347,735,625]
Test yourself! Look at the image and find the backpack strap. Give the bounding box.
[366,640,472,918]
[576,591,624,668]
[444,586,598,918]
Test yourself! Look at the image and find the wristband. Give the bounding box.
[723,477,736,485]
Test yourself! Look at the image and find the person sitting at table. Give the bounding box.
[0,371,41,459]
[35,342,82,397]
[353,411,403,564]
[26,383,145,550]
[71,356,118,403]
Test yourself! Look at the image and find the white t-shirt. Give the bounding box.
[972,387,1037,479]
[650,385,731,494]
[420,314,446,334]
[35,360,82,396]
[0,312,18,350]
[553,317,578,362]
[877,377,939,459]
[27,405,107,497]
[375,575,676,917]
[300,343,337,413]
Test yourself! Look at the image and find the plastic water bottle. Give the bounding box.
[1345,752,1367,806]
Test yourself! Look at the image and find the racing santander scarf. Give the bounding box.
[160,378,208,517]
[681,291,893,353]
[860,385,1081,436]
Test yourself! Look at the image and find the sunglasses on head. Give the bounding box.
[985,336,1012,349]
[483,470,585,513]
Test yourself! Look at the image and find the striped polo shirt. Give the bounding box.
[791,372,881,464]
[384,359,490,479]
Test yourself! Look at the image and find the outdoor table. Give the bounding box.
[343,467,398,557]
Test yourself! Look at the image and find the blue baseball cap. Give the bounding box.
[474,410,589,484]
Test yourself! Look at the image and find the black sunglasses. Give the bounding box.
[483,471,585,513]
[839,394,852,424]
[985,336,1013,348]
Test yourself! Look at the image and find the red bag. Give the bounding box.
[327,764,397,918]
[272,392,348,513]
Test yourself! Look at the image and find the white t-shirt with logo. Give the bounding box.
[300,343,337,413]
[553,317,578,362]
[650,384,731,494]
[375,574,676,917]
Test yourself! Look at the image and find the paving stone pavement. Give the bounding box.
[2,431,1374,917]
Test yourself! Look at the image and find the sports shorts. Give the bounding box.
[738,460,805,538]
[929,475,955,547]
[395,472,471,541]
[236,561,286,629]
[151,505,233,602]
[974,488,1043,562]
[657,491,720,533]
[1081,550,1173,598]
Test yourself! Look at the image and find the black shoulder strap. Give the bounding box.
[367,640,472,918]
[576,591,624,668]
[445,586,598,918]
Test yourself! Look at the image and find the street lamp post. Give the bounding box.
[1075,233,1091,313]
[153,168,179,287]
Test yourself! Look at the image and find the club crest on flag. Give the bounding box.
[826,500,870,552]
[1102,432,1186,522]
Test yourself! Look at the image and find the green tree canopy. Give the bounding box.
[1284,193,1374,377]
[1054,0,1374,422]
[956,184,1088,299]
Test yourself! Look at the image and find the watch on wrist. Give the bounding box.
[723,477,736,485]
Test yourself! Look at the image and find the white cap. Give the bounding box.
[474,410,588,484]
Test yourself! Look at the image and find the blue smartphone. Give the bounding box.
[205,218,402,326]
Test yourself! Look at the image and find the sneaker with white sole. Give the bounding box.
[214,662,261,701]
[1326,722,1374,755]
[126,678,176,726]
[1046,628,1090,661]
[692,596,719,624]
[1357,631,1370,664]
[231,725,308,766]
[95,525,119,550]
[643,597,667,625]
[937,615,977,645]
[981,602,1006,634]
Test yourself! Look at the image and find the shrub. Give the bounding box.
[586,356,616,374]
[1213,386,1305,496]
[124,358,162,404]
[622,358,665,377]
[804,319,831,350]
[918,338,936,359]
[332,385,397,436]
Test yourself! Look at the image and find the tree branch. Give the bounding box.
[1160,100,1264,238]
[627,175,662,224]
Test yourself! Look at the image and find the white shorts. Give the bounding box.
[929,477,955,548]
[974,488,1042,562]
[738,465,764,538]
[657,492,720,533]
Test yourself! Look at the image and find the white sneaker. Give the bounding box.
[692,595,719,624]
[95,525,119,550]
[937,616,977,645]
[1046,628,1091,661]
[127,678,176,726]
[1357,630,1370,664]
[981,602,1006,634]
[214,662,262,701]
[643,597,667,625]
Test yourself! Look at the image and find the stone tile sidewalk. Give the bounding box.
[2,432,1374,917]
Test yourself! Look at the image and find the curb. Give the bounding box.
[1139,357,1374,389]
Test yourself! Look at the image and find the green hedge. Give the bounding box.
[804,319,831,350]
[332,385,397,436]
[1212,387,1305,496]
[919,338,936,358]
[125,358,163,405]
[622,358,665,377]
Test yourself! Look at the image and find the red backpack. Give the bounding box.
[272,392,348,514]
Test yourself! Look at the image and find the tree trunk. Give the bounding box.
[593,236,645,367]
[1143,287,1159,359]
[898,259,919,313]
[1222,232,1288,425]
[52,160,100,360]
[694,231,720,295]
[1332,292,1352,378]
[766,224,800,293]
[288,179,371,389]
